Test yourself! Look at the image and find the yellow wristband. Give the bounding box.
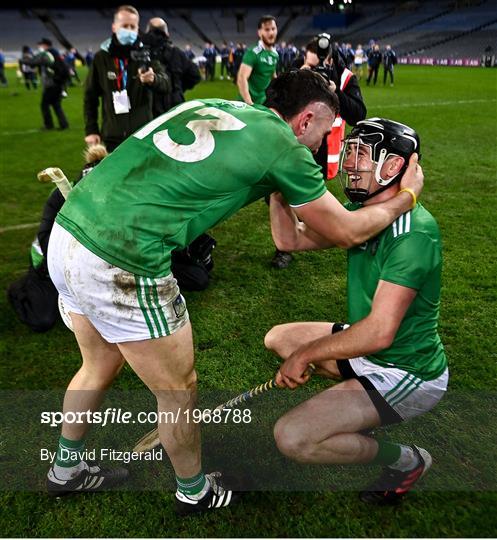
[398,188,417,209]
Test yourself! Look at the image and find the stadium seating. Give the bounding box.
[0,2,495,63]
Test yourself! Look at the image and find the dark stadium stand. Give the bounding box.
[0,1,495,63]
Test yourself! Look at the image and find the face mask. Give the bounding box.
[116,28,137,46]
[38,47,45,53]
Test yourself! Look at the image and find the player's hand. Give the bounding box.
[400,153,423,198]
[139,67,155,85]
[275,354,312,389]
[85,134,101,145]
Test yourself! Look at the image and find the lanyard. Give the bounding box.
[114,58,128,91]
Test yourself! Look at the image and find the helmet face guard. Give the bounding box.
[339,118,420,204]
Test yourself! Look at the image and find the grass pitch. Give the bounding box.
[0,65,496,537]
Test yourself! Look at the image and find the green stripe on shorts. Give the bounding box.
[135,276,156,339]
[389,377,423,408]
[384,373,412,401]
[151,280,170,336]
[143,278,165,338]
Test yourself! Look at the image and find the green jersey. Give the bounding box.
[240,42,279,104]
[347,202,447,381]
[57,99,326,277]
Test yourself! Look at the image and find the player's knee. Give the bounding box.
[273,416,310,462]
[104,357,126,381]
[79,355,125,388]
[264,325,284,352]
[150,367,197,397]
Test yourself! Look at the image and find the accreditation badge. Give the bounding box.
[112,89,131,114]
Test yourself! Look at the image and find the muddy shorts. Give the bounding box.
[48,222,189,343]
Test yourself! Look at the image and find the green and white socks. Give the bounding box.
[176,471,210,500]
[372,440,420,472]
[53,435,86,480]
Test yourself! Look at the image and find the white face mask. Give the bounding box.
[38,47,45,53]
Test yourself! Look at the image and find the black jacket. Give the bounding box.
[383,50,397,69]
[84,35,170,147]
[368,50,382,68]
[325,62,367,127]
[151,36,201,115]
[293,57,366,126]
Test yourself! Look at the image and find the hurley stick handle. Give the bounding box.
[37,167,72,200]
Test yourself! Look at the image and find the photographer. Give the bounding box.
[84,5,170,151]
[271,34,366,269]
[143,17,201,116]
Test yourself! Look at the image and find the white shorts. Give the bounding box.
[48,223,189,343]
[337,356,449,424]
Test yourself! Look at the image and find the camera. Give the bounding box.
[311,33,333,82]
[135,28,172,72]
[316,33,333,63]
[130,46,152,71]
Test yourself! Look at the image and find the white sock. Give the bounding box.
[53,460,87,481]
[388,445,420,472]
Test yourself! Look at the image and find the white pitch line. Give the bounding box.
[0,129,40,136]
[0,222,38,233]
[379,98,497,109]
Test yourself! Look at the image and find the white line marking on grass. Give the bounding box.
[380,98,497,109]
[0,223,38,233]
[0,129,40,136]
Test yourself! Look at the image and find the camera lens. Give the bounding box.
[318,36,330,50]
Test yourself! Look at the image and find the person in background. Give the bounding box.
[367,44,382,86]
[7,144,108,333]
[232,42,245,82]
[227,42,235,78]
[203,42,216,81]
[237,15,278,105]
[219,41,230,80]
[64,48,81,85]
[383,44,397,86]
[22,37,70,130]
[85,49,94,67]
[0,49,8,86]
[19,46,39,90]
[144,17,200,115]
[184,44,195,61]
[84,5,170,152]
[345,43,355,70]
[353,43,366,81]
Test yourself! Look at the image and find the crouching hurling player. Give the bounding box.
[265,118,448,504]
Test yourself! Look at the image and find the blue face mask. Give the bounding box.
[116,28,137,46]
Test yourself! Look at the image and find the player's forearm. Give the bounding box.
[295,316,389,367]
[270,194,332,251]
[237,76,252,105]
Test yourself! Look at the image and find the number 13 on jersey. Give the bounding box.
[133,100,247,163]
